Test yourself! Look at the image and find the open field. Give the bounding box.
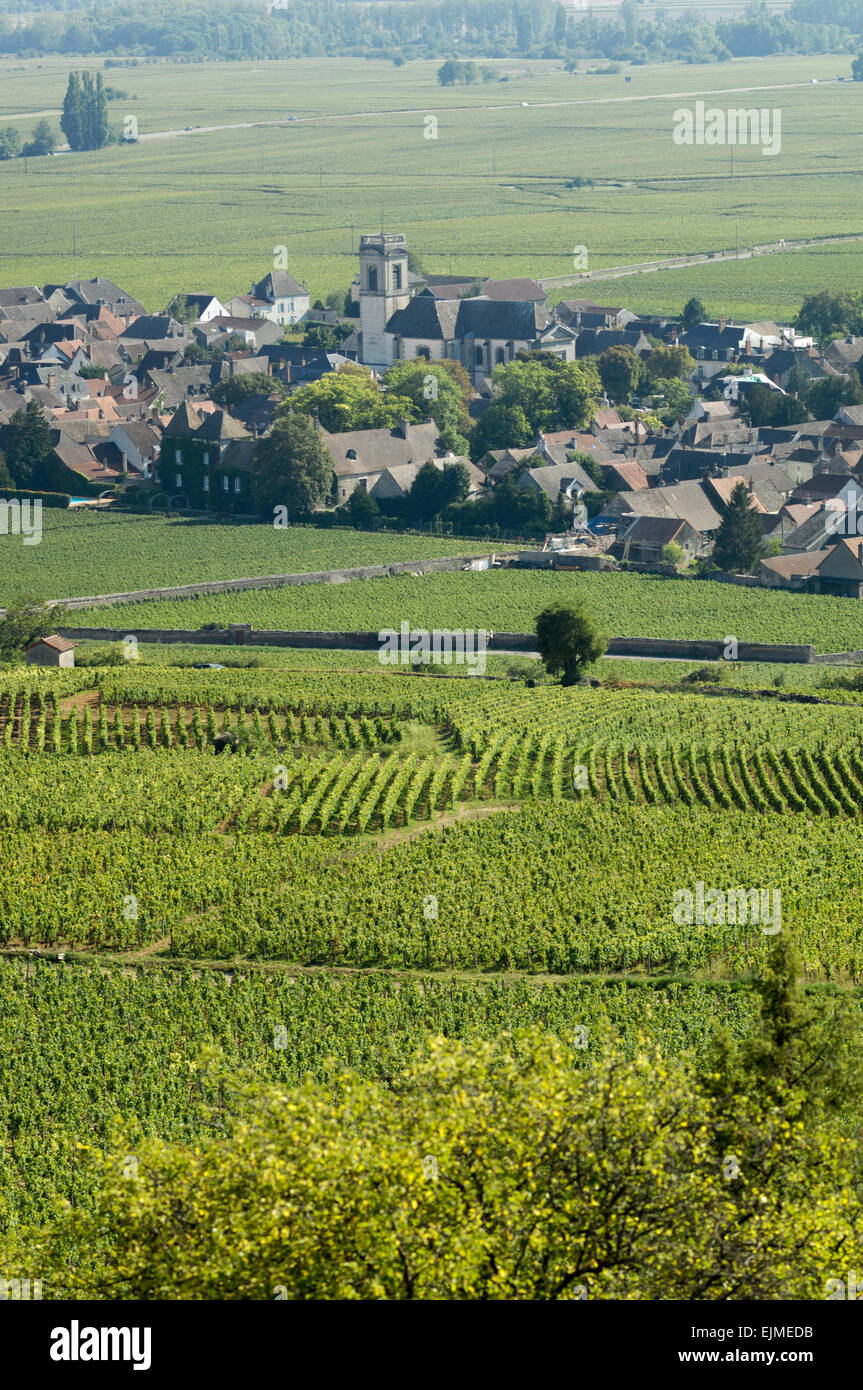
[0,52,858,317]
[66,565,863,652]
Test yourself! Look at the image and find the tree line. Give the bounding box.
[0,0,855,64]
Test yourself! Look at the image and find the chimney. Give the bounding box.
[718,314,727,334]
[400,417,411,439]
[121,451,128,475]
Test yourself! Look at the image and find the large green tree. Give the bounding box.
[251,410,334,518]
[535,601,606,685]
[0,595,66,662]
[291,367,415,432]
[404,459,470,524]
[712,479,767,573]
[382,360,472,456]
[597,345,641,403]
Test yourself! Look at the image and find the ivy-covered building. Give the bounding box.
[157,404,256,513]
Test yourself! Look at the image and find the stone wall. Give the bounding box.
[58,627,816,664]
[42,553,502,613]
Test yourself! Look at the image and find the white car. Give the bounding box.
[521,102,529,107]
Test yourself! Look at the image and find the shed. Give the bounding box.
[24,634,76,668]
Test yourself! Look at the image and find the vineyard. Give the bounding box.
[67,566,863,653]
[2,661,862,1234]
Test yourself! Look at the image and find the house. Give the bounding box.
[556,301,637,331]
[241,270,310,327]
[603,480,723,537]
[169,293,228,324]
[319,418,445,503]
[25,634,75,667]
[761,539,863,597]
[62,278,145,319]
[481,446,541,481]
[823,337,863,374]
[157,406,255,511]
[611,515,703,563]
[517,460,595,503]
[109,420,162,479]
[573,327,652,360]
[194,317,283,352]
[600,459,649,492]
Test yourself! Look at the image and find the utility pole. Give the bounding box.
[730,144,734,179]
[72,212,77,256]
[736,217,740,259]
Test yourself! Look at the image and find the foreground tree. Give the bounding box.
[535,601,606,685]
[252,410,333,518]
[6,965,860,1300]
[712,479,767,572]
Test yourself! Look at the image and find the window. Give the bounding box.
[495,347,506,365]
[346,449,358,460]
[416,346,430,361]
[475,346,484,367]
[202,474,210,492]
[175,472,183,488]
[203,451,209,467]
[233,476,241,494]
[367,267,378,292]
[393,264,402,290]
[174,448,182,464]
[222,475,229,492]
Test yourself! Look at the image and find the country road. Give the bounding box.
[538,231,863,291]
[6,76,838,151]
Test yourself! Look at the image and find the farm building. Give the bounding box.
[25,634,76,667]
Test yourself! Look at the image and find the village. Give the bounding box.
[2,231,863,601]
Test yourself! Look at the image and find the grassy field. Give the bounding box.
[0,513,512,604]
[66,565,863,652]
[0,52,858,317]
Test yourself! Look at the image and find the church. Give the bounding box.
[356,233,577,385]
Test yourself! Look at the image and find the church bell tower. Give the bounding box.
[358,233,410,369]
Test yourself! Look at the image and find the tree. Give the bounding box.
[644,344,694,381]
[470,401,533,460]
[60,71,83,151]
[486,357,600,436]
[209,373,279,407]
[382,360,472,455]
[251,410,334,518]
[682,297,707,331]
[491,470,552,534]
[597,345,641,403]
[804,373,863,421]
[651,376,694,425]
[4,400,54,489]
[26,120,57,156]
[712,479,767,573]
[0,127,21,160]
[535,602,606,685]
[60,70,110,152]
[662,542,686,567]
[795,290,863,343]
[302,322,352,353]
[339,484,380,529]
[740,384,808,428]
[291,367,415,432]
[0,595,66,662]
[404,460,470,524]
[852,54,863,80]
